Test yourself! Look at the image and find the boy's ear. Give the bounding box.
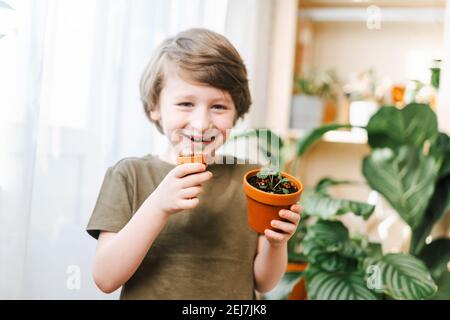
[149,108,161,121]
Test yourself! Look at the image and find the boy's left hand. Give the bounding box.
[264,204,303,248]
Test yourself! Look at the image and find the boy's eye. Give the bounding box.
[212,104,227,110]
[177,102,193,107]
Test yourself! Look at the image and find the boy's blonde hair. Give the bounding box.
[140,28,252,134]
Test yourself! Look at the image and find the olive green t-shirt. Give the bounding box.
[86,154,261,299]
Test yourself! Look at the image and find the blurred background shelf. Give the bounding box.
[298,8,445,22]
[298,0,446,9]
[288,129,368,144]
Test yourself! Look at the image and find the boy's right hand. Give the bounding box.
[149,163,213,216]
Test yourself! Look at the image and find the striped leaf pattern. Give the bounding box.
[305,267,379,300]
[364,254,437,300]
[363,146,438,228]
[366,103,438,150]
[303,220,363,272]
[302,191,375,220]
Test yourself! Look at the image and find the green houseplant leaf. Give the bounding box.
[302,178,375,220]
[364,253,437,300]
[302,191,375,220]
[315,178,358,193]
[296,124,353,157]
[305,266,379,300]
[366,103,438,150]
[362,146,438,228]
[430,132,450,178]
[410,175,450,255]
[409,132,450,254]
[302,220,364,272]
[418,238,450,280]
[288,218,308,263]
[417,238,450,299]
[228,128,284,166]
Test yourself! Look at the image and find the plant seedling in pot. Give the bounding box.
[243,167,303,234]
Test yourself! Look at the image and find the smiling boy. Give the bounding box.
[86,28,302,299]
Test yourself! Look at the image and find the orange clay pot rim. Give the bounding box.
[178,154,205,158]
[243,169,303,198]
[177,155,208,168]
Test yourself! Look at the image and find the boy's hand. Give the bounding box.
[264,204,302,248]
[149,163,213,216]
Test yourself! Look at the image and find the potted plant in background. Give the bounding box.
[278,102,449,300]
[243,167,303,234]
[343,69,387,133]
[266,176,438,300]
[228,102,449,300]
[291,69,341,130]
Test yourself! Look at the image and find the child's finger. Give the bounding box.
[172,163,206,178]
[271,219,297,234]
[290,204,303,213]
[179,198,200,210]
[181,186,203,198]
[180,170,213,188]
[279,209,301,224]
[264,229,286,242]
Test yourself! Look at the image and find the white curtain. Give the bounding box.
[0,0,273,299]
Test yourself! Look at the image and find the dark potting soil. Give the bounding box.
[247,175,298,194]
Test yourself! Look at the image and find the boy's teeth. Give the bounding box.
[189,136,214,142]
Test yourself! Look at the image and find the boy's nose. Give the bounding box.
[189,108,212,132]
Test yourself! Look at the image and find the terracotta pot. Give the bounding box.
[287,262,308,300]
[177,154,207,166]
[242,169,303,234]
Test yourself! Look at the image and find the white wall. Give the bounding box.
[310,21,444,84]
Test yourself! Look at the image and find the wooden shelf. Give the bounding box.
[298,7,445,22]
[287,129,368,144]
[299,0,446,9]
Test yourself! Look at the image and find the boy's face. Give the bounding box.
[151,70,237,158]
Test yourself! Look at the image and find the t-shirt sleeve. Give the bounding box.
[86,167,133,240]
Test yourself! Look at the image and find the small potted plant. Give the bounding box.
[177,153,207,165]
[243,167,303,234]
[176,143,211,166]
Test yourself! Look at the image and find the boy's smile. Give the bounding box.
[150,69,237,163]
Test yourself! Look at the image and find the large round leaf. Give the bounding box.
[303,220,363,272]
[305,267,379,300]
[303,220,349,249]
[366,103,438,150]
[365,253,437,300]
[363,146,438,228]
[303,191,375,220]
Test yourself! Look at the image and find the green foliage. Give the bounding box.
[302,179,375,220]
[296,102,447,300]
[293,69,341,103]
[363,146,438,228]
[305,266,379,300]
[366,103,438,149]
[253,167,297,194]
[363,254,437,300]
[296,124,353,157]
